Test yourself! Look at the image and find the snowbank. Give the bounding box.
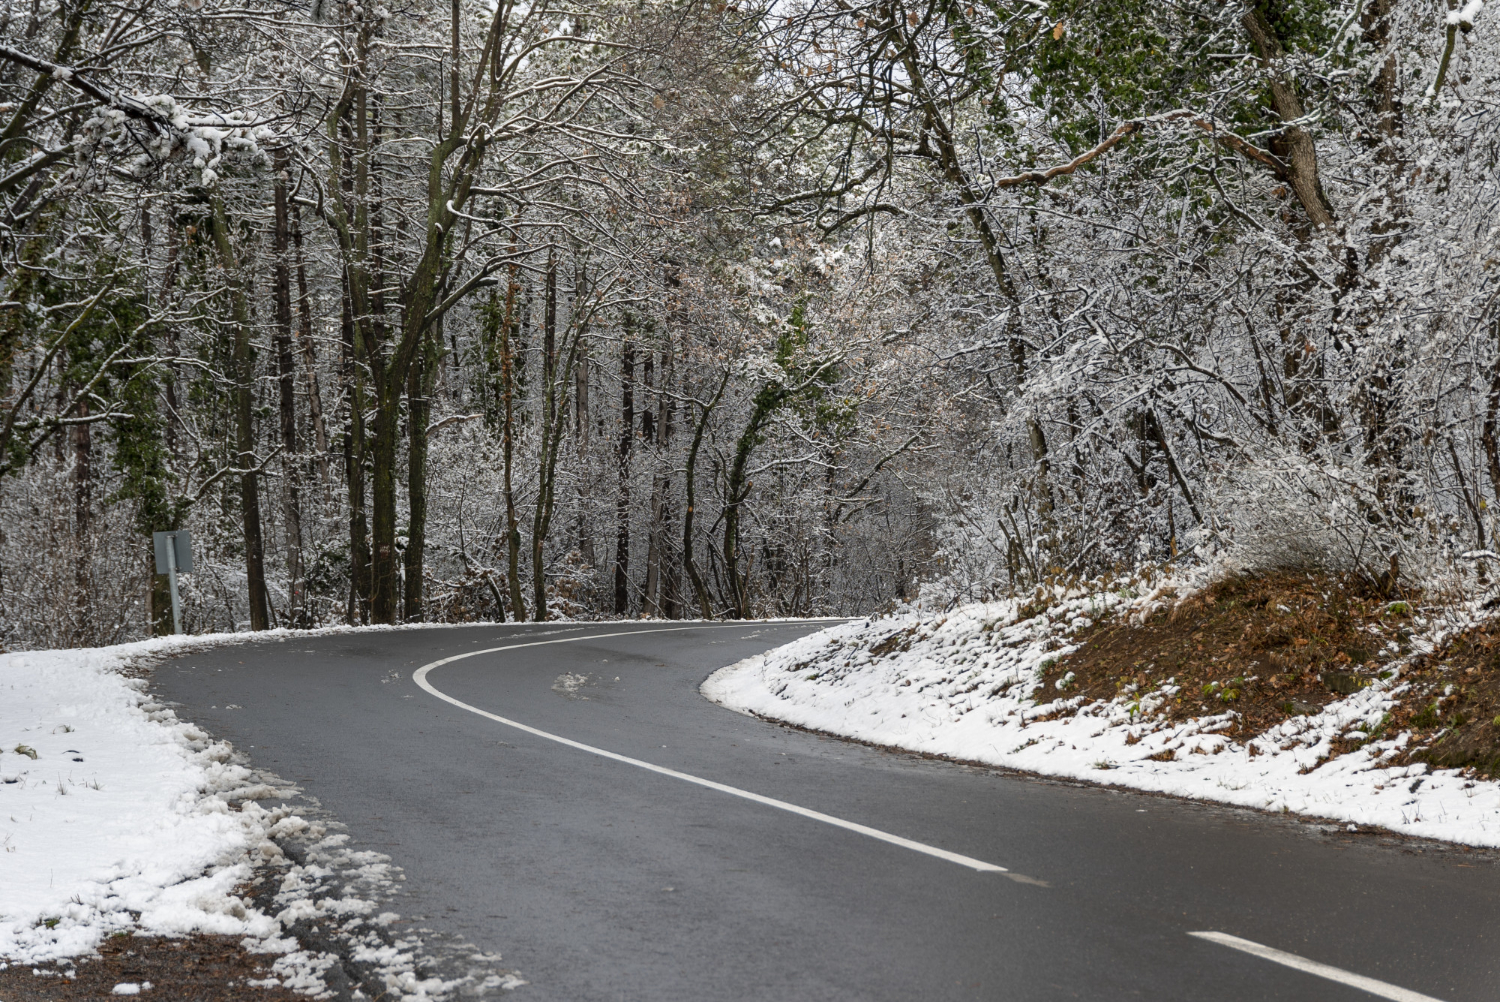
[704,582,1500,846]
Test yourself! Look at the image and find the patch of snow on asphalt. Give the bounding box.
[551,672,592,698]
[703,580,1500,847]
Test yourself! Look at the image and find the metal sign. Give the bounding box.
[152,530,193,634]
[152,530,193,574]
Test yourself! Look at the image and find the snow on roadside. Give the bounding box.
[0,639,289,964]
[1,627,526,998]
[703,578,1500,847]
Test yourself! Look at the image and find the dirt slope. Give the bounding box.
[1039,573,1499,779]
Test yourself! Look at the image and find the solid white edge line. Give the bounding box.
[1189,932,1448,1002]
[411,623,1009,875]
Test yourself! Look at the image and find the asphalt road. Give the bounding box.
[154,622,1500,1002]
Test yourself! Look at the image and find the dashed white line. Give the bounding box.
[411,624,1012,875]
[1190,931,1448,1002]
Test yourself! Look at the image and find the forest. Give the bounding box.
[0,0,1494,647]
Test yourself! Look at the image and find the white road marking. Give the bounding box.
[412,624,1011,875]
[1189,932,1448,1002]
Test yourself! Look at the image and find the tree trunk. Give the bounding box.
[641,351,656,442]
[642,350,660,615]
[658,345,679,618]
[210,196,270,631]
[71,393,88,528]
[527,261,586,621]
[146,205,183,460]
[368,377,400,623]
[237,377,271,628]
[72,390,90,633]
[724,383,786,619]
[1361,0,1401,144]
[574,339,594,568]
[644,476,668,616]
[501,267,526,620]
[291,203,330,485]
[1027,415,1053,518]
[273,155,304,626]
[405,331,438,620]
[644,345,674,616]
[143,205,176,635]
[530,255,559,620]
[1483,321,1500,506]
[365,97,402,625]
[343,273,371,625]
[615,334,634,615]
[1241,5,1337,229]
[683,371,728,619]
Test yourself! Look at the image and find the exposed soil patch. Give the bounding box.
[868,626,917,658]
[0,935,305,1001]
[1384,623,1500,778]
[1039,573,1416,744]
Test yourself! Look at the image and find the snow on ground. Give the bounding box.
[704,578,1500,847]
[0,637,287,964]
[0,625,525,998]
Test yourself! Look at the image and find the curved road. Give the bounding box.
[155,622,1500,1001]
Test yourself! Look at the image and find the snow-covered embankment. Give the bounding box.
[703,586,1500,846]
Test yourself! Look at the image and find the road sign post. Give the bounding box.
[152,530,193,635]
